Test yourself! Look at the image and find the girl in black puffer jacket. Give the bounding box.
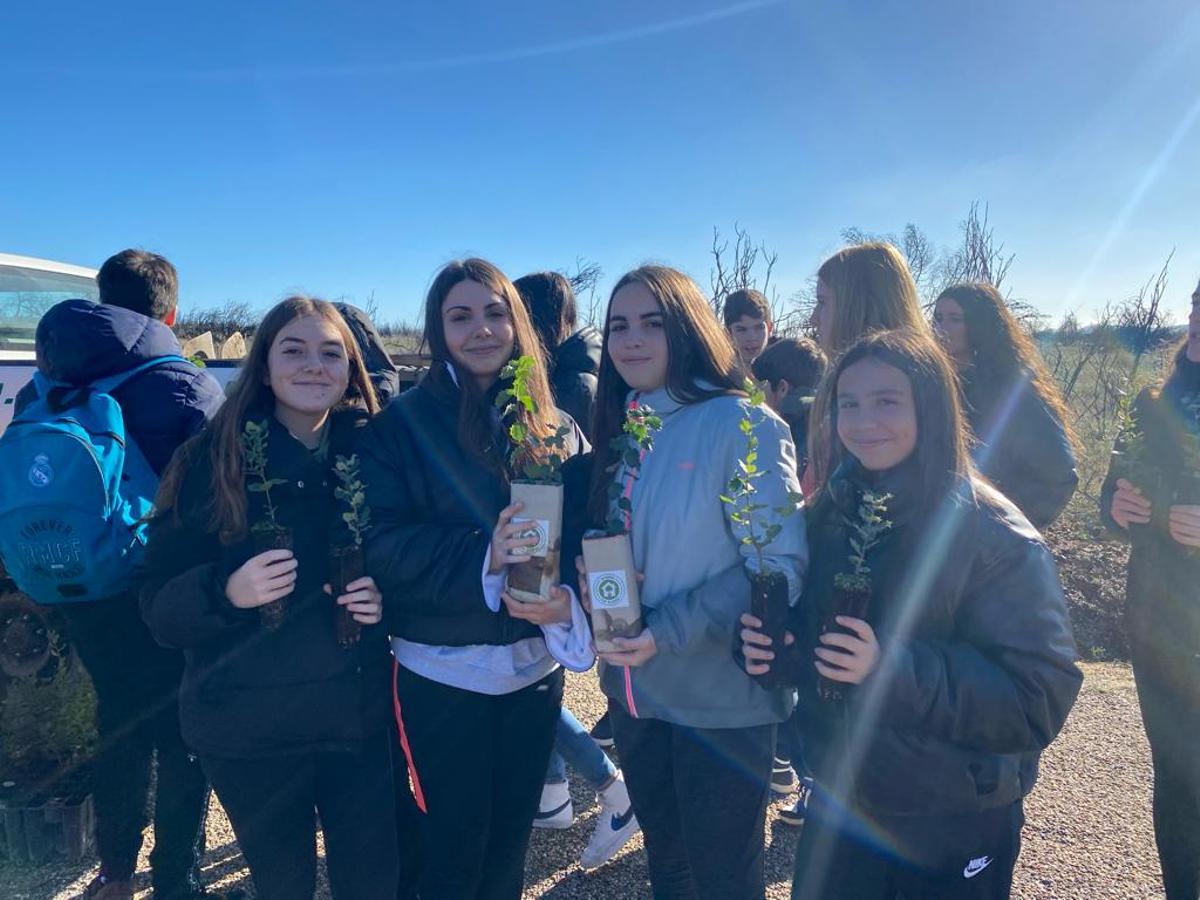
[741,329,1081,900]
[141,296,397,900]
[1101,297,1200,899]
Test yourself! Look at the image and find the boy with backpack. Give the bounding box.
[1,250,225,900]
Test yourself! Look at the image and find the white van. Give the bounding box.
[0,253,100,434]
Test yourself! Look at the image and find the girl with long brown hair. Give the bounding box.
[140,296,397,900]
[580,265,805,899]
[934,282,1078,528]
[805,243,931,488]
[741,329,1080,899]
[360,258,592,899]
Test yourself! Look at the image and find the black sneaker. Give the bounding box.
[590,712,614,748]
[770,756,796,795]
[778,777,813,827]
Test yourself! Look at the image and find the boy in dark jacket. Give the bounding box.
[15,250,224,900]
[752,337,827,480]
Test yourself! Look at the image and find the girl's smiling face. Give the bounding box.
[836,357,917,471]
[441,279,516,388]
[267,315,350,418]
[607,281,669,392]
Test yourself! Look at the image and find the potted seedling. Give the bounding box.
[243,420,292,630]
[1108,394,1164,545]
[331,454,370,648]
[583,404,662,653]
[1172,392,1200,513]
[817,488,892,703]
[720,381,804,690]
[495,356,573,603]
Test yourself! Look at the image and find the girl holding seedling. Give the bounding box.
[1101,277,1200,900]
[740,329,1081,899]
[360,258,591,900]
[140,296,395,900]
[580,265,805,899]
[934,282,1078,528]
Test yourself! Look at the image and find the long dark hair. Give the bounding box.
[156,296,379,542]
[1161,339,1200,401]
[816,329,971,510]
[936,282,1077,450]
[514,271,577,353]
[588,265,742,522]
[422,258,558,477]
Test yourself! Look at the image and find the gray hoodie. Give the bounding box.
[599,384,807,729]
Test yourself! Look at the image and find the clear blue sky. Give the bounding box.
[2,1,1198,325]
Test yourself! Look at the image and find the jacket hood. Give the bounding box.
[553,327,602,377]
[35,298,184,384]
[333,302,400,404]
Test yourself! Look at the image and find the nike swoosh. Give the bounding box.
[536,799,571,820]
[611,806,636,831]
[963,857,993,879]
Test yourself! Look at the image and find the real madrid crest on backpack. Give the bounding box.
[0,356,185,604]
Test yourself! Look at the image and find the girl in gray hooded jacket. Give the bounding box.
[579,265,806,900]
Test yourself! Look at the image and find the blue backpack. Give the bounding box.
[0,356,186,604]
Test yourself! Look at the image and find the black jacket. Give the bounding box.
[784,459,1081,817]
[549,327,601,437]
[1100,369,1200,704]
[962,368,1077,529]
[15,298,224,475]
[360,362,586,647]
[139,408,392,758]
[776,392,814,480]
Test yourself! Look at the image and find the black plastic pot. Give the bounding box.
[329,544,364,648]
[816,585,871,703]
[748,571,789,690]
[252,527,294,631]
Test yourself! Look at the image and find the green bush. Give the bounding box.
[0,662,97,795]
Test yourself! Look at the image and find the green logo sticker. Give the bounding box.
[590,570,629,609]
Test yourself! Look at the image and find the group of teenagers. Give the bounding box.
[14,244,1200,900]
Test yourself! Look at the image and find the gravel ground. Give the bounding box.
[4,662,1164,899]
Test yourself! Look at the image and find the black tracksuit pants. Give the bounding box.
[791,786,1024,900]
[609,703,775,900]
[60,594,209,898]
[200,731,399,900]
[392,663,563,900]
[1133,651,1200,900]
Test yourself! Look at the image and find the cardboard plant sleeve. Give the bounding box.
[582,530,643,653]
[506,480,563,604]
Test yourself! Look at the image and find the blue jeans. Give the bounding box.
[545,707,617,791]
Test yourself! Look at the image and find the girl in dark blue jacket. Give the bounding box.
[742,329,1081,899]
[141,296,396,900]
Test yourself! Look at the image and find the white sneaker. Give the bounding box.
[580,772,640,870]
[533,779,574,830]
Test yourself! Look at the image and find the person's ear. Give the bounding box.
[163,307,177,328]
[776,379,791,400]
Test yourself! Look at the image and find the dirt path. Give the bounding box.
[4,663,1164,899]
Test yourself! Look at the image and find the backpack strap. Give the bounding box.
[88,355,190,395]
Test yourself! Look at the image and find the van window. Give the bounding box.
[0,264,99,351]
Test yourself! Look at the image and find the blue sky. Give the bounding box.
[2,1,1198,325]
